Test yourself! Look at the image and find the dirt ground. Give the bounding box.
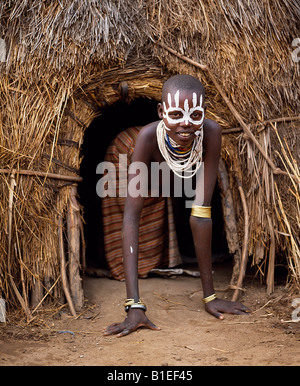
[1,261,300,367]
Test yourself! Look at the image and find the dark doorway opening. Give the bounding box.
[78,97,229,271]
[78,98,159,269]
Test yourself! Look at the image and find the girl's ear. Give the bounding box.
[157,103,164,119]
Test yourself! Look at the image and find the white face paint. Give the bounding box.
[162,90,205,128]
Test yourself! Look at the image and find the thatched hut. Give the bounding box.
[0,0,299,320]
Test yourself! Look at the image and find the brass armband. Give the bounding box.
[191,204,211,218]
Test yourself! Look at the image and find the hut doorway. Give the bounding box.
[78,97,229,272]
[78,97,159,270]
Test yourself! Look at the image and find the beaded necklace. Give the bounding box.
[165,132,193,157]
[156,120,203,179]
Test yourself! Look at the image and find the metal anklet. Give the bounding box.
[202,293,217,304]
[124,298,147,312]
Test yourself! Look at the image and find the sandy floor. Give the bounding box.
[0,261,299,367]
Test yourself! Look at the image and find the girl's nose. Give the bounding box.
[180,119,192,127]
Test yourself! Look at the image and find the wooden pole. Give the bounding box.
[67,186,84,310]
[7,172,33,322]
[58,215,77,317]
[232,180,250,302]
[0,169,82,182]
[217,159,241,285]
[266,213,276,295]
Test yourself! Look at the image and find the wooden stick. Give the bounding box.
[42,153,80,175]
[78,214,86,274]
[266,213,276,295]
[156,41,208,70]
[222,127,243,134]
[217,159,241,285]
[57,138,80,148]
[223,116,300,135]
[65,108,88,130]
[232,180,250,302]
[258,115,300,127]
[0,169,82,182]
[14,231,32,313]
[67,186,84,310]
[58,215,77,317]
[7,172,33,322]
[31,275,60,316]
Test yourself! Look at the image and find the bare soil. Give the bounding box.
[1,261,299,367]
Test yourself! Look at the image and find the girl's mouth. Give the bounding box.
[177,131,193,139]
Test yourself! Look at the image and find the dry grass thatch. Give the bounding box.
[0,0,299,320]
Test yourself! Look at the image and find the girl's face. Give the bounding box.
[158,89,205,147]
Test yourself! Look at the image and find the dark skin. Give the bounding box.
[103,89,250,337]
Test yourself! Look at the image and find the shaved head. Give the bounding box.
[162,74,205,102]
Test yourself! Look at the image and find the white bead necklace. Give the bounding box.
[156,120,203,179]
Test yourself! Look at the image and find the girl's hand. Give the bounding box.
[205,298,251,320]
[103,309,160,337]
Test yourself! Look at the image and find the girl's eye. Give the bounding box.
[169,112,182,118]
[191,112,202,119]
